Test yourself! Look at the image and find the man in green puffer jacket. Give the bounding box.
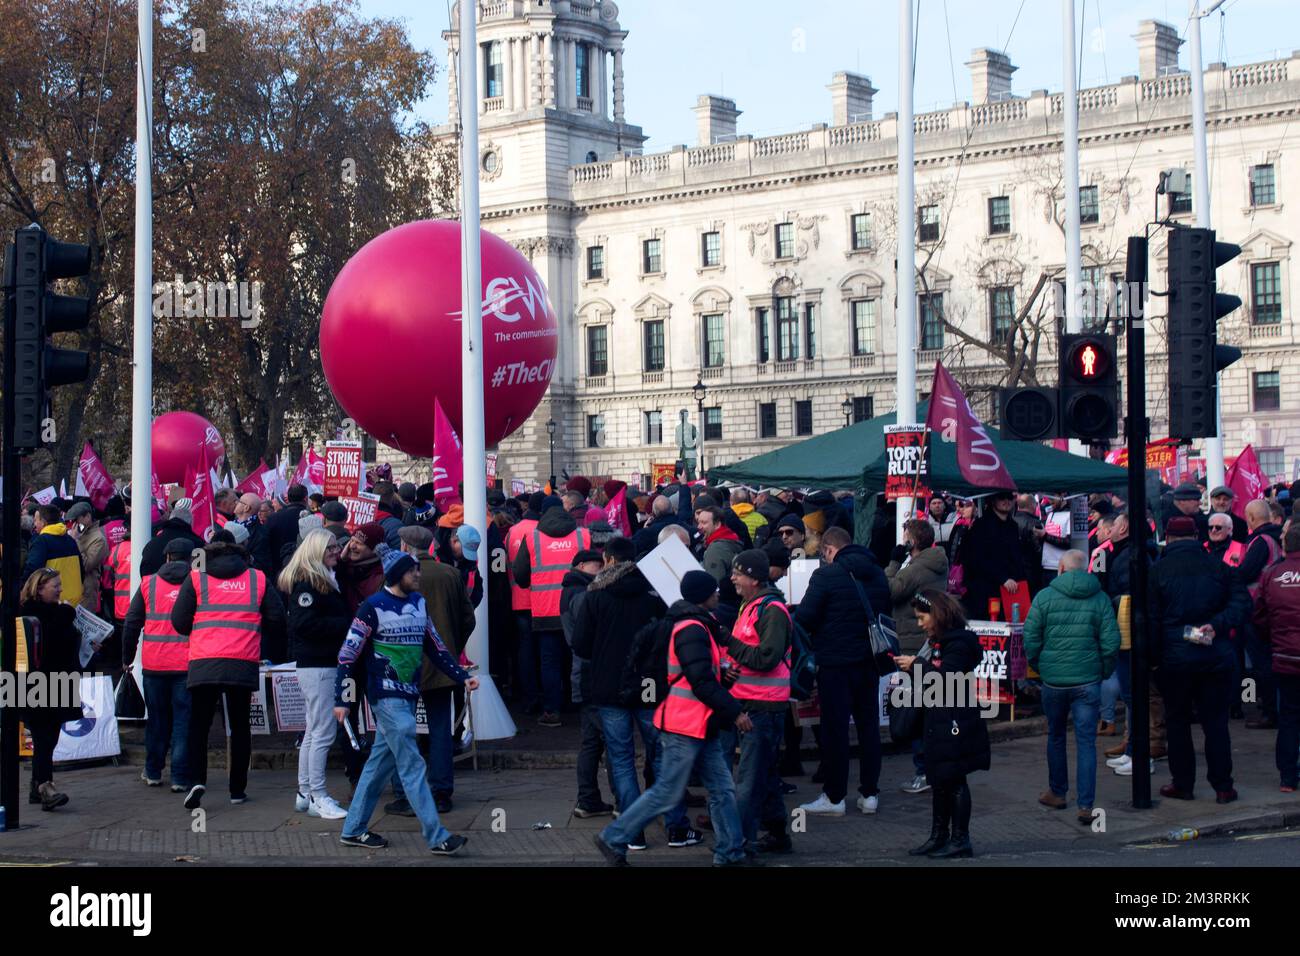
[1022,551,1121,823]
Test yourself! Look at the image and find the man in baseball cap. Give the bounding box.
[1165,483,1209,543]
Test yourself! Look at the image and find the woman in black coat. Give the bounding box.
[894,589,990,859]
[19,568,85,810]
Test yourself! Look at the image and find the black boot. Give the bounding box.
[757,819,793,854]
[910,787,951,856]
[929,783,973,859]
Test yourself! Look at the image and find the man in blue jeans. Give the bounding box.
[120,537,195,792]
[335,545,478,855]
[723,550,793,854]
[596,571,750,866]
[1022,550,1121,824]
[572,537,696,848]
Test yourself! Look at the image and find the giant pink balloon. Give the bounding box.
[152,411,225,484]
[319,220,559,456]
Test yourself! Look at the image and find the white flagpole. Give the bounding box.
[1062,0,1088,459]
[895,0,917,545]
[458,2,514,739]
[127,0,154,701]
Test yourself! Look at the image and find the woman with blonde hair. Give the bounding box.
[280,529,351,819]
[18,568,84,810]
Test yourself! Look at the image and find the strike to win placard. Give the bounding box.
[323,441,363,497]
[884,425,930,501]
[341,491,381,533]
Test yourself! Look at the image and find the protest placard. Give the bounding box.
[884,425,930,501]
[323,441,363,497]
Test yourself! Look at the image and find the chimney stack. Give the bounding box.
[965,48,1017,103]
[828,72,878,125]
[1134,20,1183,80]
[692,95,741,145]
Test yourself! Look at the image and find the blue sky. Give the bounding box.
[362,0,1297,151]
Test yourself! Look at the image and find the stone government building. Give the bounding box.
[379,1,1299,490]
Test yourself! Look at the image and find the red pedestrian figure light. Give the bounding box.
[1080,345,1097,377]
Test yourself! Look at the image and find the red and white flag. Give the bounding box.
[184,451,217,542]
[1226,444,1268,519]
[292,446,326,495]
[924,361,1016,491]
[236,459,275,497]
[75,441,116,510]
[432,398,463,510]
[605,481,633,536]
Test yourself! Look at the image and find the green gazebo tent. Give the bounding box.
[708,402,1129,497]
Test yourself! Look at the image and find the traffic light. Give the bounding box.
[4,225,92,450]
[1059,332,1119,441]
[998,386,1059,441]
[1166,226,1241,439]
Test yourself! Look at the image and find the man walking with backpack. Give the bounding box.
[572,537,698,849]
[725,549,794,854]
[595,570,751,866]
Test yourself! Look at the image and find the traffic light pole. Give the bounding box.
[1125,235,1152,810]
[1,250,21,829]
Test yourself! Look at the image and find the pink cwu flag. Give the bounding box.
[432,398,463,509]
[1225,445,1268,519]
[605,481,633,536]
[236,459,273,496]
[924,361,1016,491]
[185,448,217,542]
[75,441,116,510]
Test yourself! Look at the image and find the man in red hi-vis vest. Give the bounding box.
[724,549,794,856]
[122,538,195,793]
[513,497,590,727]
[595,570,749,867]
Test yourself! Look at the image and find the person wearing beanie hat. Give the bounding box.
[514,489,591,724]
[226,520,251,547]
[334,536,479,855]
[587,519,615,550]
[1208,486,1249,544]
[1147,507,1251,804]
[723,548,793,855]
[338,522,386,615]
[763,541,791,584]
[137,496,207,577]
[595,563,750,866]
[567,476,593,499]
[775,514,807,554]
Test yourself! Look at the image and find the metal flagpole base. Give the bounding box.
[465,672,516,741]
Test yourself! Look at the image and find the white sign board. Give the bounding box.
[270,668,306,733]
[636,534,706,606]
[54,675,121,762]
[779,559,820,607]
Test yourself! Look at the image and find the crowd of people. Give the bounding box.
[10,466,1300,863]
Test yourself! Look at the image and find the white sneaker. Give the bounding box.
[1105,754,1130,770]
[856,795,879,814]
[798,793,845,816]
[308,795,348,820]
[295,791,310,812]
[1114,757,1154,776]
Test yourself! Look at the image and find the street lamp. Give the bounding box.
[692,375,708,479]
[545,417,556,490]
[842,396,853,428]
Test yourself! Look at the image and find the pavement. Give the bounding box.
[3,709,1298,866]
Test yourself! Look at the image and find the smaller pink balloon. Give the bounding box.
[152,411,225,485]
